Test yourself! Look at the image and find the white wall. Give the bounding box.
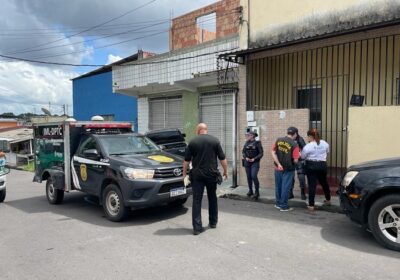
[137,97,149,133]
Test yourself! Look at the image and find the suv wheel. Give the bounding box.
[46,178,64,204]
[368,194,400,251]
[0,189,5,203]
[102,184,128,222]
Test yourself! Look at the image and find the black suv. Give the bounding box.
[145,129,187,157]
[339,157,400,251]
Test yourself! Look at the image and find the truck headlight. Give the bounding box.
[341,171,359,187]
[122,167,155,179]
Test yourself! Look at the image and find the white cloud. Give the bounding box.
[106,54,123,64]
[0,61,75,115]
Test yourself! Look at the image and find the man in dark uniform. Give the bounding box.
[242,131,263,199]
[288,127,307,200]
[271,128,300,211]
[183,123,228,235]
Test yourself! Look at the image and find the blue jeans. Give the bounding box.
[275,170,295,210]
[245,165,260,192]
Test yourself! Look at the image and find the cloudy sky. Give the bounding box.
[0,0,216,115]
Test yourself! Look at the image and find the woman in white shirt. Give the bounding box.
[301,129,331,211]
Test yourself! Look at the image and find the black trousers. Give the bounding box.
[191,178,218,230]
[305,161,331,206]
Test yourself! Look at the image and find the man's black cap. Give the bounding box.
[287,127,298,135]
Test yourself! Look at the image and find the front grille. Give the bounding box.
[154,167,183,178]
[159,182,184,193]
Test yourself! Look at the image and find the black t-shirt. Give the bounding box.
[184,134,226,179]
[275,136,298,171]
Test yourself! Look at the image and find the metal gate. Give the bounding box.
[199,90,235,162]
[149,96,183,130]
[247,33,400,184]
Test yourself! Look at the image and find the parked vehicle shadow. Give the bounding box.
[216,197,400,258]
[5,192,189,228]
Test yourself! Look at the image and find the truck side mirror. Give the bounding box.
[182,133,186,138]
[83,149,99,159]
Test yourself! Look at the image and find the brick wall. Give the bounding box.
[170,0,240,50]
[196,27,217,44]
[237,64,310,188]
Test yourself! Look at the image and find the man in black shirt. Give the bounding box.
[183,123,228,235]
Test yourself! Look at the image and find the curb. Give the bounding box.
[218,189,344,214]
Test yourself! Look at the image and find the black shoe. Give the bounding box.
[246,191,254,197]
[193,228,205,235]
[252,191,260,200]
[301,189,307,200]
[289,192,294,200]
[209,224,217,229]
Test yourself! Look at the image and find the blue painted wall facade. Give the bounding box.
[72,71,138,131]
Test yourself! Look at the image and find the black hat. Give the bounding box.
[246,131,258,137]
[287,127,298,135]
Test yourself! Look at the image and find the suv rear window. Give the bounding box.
[146,130,185,145]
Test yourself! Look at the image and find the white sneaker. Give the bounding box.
[280,208,293,212]
[274,205,281,210]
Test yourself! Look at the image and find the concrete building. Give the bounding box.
[72,52,154,131]
[0,119,21,129]
[221,0,400,188]
[0,127,33,167]
[113,0,241,163]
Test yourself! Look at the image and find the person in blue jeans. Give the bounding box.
[271,127,300,211]
[242,131,264,200]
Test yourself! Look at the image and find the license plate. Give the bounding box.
[170,187,186,197]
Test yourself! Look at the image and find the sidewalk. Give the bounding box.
[217,184,343,214]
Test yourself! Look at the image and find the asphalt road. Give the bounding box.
[1,170,399,280]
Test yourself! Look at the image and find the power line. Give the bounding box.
[0,54,104,67]
[29,9,240,60]
[0,46,239,68]
[31,30,167,60]
[8,20,169,55]
[7,9,238,56]
[0,18,170,32]
[4,0,158,55]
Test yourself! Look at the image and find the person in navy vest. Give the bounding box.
[242,131,264,200]
[271,127,300,211]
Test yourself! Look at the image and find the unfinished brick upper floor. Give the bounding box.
[170,0,240,50]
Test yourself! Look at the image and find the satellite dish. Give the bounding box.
[41,108,51,116]
[91,115,104,121]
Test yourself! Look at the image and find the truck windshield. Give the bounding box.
[99,135,160,155]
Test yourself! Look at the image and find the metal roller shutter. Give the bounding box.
[200,90,234,162]
[149,96,183,131]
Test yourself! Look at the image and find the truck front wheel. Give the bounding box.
[46,178,64,204]
[0,189,5,203]
[102,184,128,222]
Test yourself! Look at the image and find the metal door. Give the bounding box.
[199,90,234,162]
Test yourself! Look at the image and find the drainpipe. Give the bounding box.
[231,88,238,188]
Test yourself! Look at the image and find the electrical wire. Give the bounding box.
[4,0,158,55]
[29,9,239,60]
[0,54,104,67]
[0,46,238,67]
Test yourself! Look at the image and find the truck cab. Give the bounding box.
[34,121,191,222]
